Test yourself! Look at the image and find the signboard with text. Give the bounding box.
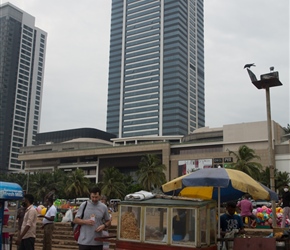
[224,157,233,163]
[178,159,213,175]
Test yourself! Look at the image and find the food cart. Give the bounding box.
[112,196,217,250]
[0,181,23,246]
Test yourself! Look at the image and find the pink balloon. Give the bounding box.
[36,205,44,214]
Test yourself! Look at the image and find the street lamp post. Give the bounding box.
[246,68,282,228]
[265,86,275,193]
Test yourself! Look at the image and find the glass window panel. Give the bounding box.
[210,207,216,244]
[200,207,207,244]
[171,208,196,246]
[119,206,141,241]
[145,207,167,243]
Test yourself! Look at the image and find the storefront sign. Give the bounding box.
[224,157,233,163]
[213,158,223,163]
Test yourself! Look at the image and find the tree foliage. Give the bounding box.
[99,167,127,200]
[260,166,290,194]
[226,145,262,180]
[0,169,91,202]
[65,169,90,198]
[137,154,167,191]
[275,171,290,194]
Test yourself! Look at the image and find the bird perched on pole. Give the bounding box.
[244,63,256,69]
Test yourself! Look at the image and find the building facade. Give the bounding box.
[19,121,290,183]
[106,0,205,138]
[0,3,47,172]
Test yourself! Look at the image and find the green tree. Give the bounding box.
[0,172,27,190]
[260,166,277,188]
[136,154,166,191]
[65,169,90,198]
[260,166,269,187]
[28,171,53,202]
[226,145,262,180]
[276,171,290,194]
[100,167,127,200]
[47,169,67,198]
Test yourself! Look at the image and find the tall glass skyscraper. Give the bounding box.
[0,3,47,172]
[106,0,204,138]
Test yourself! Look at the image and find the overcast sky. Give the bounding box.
[4,0,290,133]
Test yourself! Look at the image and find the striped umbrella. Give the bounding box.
[161,168,278,238]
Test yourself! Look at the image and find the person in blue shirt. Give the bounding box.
[220,201,245,237]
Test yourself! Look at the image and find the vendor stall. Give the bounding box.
[0,181,23,247]
[112,196,217,250]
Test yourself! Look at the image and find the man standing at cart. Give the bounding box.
[220,201,245,237]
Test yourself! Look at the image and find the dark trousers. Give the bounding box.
[19,237,35,250]
[79,244,103,250]
[42,223,54,250]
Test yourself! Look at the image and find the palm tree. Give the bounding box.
[226,145,262,180]
[0,172,27,190]
[29,171,53,202]
[137,154,167,191]
[260,166,277,188]
[100,167,127,200]
[276,171,290,194]
[65,169,90,198]
[47,169,67,198]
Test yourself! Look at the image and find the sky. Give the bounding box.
[3,0,290,133]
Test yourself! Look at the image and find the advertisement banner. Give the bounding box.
[0,182,23,200]
[178,159,213,176]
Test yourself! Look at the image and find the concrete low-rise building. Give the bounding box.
[19,120,290,183]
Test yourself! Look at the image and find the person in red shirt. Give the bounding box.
[237,194,256,228]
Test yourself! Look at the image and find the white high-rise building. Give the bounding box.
[0,3,47,172]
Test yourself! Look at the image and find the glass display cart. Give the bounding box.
[113,197,217,250]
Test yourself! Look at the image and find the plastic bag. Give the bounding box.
[61,209,73,223]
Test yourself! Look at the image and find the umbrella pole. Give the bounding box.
[218,187,221,249]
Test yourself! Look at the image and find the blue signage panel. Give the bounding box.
[0,181,23,200]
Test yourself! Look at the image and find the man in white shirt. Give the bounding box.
[42,197,57,250]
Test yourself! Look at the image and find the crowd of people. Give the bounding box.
[2,186,112,250]
[2,184,289,249]
[219,184,290,239]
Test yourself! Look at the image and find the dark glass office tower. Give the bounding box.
[0,3,47,172]
[106,0,204,138]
